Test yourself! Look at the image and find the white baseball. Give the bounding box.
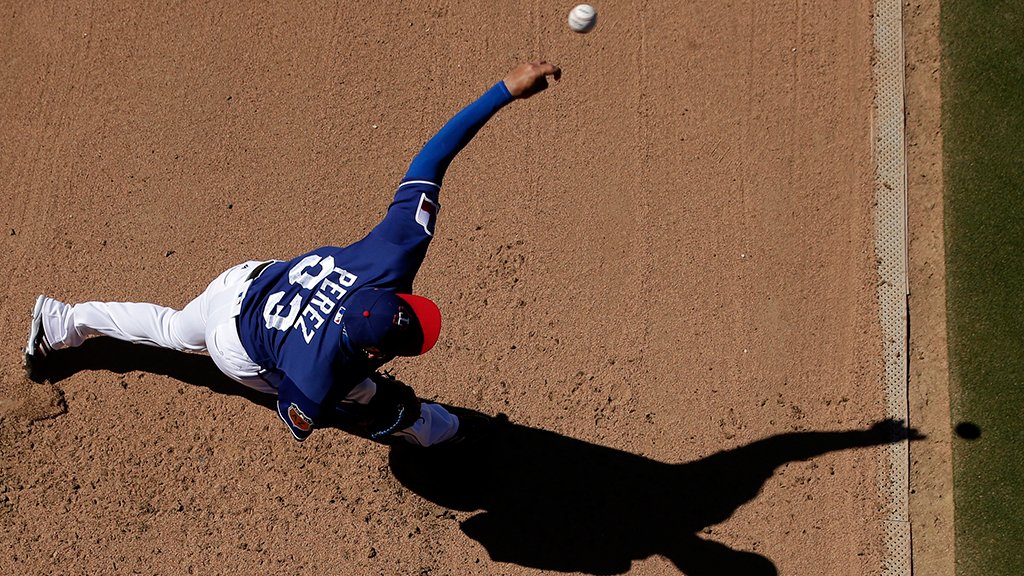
[568,4,597,33]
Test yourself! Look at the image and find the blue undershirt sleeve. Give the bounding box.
[359,80,515,273]
[403,81,514,185]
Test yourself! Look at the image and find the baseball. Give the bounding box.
[568,4,597,33]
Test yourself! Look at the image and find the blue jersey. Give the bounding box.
[236,81,514,441]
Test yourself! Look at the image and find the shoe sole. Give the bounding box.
[25,295,45,355]
[24,295,47,381]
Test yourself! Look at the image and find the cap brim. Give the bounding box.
[396,293,441,355]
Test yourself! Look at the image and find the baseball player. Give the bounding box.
[23,61,561,446]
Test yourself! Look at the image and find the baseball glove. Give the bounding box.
[326,371,422,441]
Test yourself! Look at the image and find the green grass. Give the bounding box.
[942,2,1024,574]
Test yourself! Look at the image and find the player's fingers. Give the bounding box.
[506,61,560,98]
[532,61,561,79]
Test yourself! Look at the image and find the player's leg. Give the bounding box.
[25,289,210,382]
[34,260,245,353]
[28,261,276,393]
[37,297,207,352]
[31,261,247,356]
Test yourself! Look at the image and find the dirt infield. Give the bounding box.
[1,2,887,574]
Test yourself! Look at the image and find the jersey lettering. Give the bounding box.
[263,292,302,330]
[262,254,361,344]
[321,278,346,298]
[309,291,336,315]
[297,307,326,344]
[289,255,336,290]
[321,267,356,298]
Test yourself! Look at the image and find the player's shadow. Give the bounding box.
[389,417,921,576]
[39,336,277,411]
[40,338,920,575]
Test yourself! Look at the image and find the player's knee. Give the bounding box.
[166,314,207,351]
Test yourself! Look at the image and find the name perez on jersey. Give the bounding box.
[262,255,358,344]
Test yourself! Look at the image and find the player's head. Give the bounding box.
[342,288,441,358]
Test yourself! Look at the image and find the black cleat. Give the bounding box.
[24,295,52,383]
[436,405,502,446]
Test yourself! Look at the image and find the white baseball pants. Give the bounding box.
[37,261,458,446]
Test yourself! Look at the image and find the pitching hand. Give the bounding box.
[503,61,562,99]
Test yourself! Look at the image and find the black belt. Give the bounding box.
[246,260,273,282]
